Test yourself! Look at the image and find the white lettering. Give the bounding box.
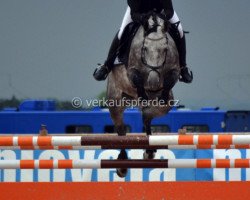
[129,150,144,182]
[0,150,17,182]
[38,150,66,182]
[20,150,34,182]
[98,150,121,182]
[149,150,176,181]
[245,150,250,181]
[213,149,242,181]
[69,150,95,182]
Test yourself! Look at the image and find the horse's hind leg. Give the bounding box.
[142,114,156,159]
[109,106,128,178]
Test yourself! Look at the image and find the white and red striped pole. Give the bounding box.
[0,159,250,169]
[1,144,250,150]
[1,135,250,147]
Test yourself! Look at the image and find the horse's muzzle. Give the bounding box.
[145,71,161,91]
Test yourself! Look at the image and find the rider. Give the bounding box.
[93,0,193,83]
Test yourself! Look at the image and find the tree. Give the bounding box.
[0,95,21,110]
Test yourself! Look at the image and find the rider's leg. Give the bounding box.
[118,7,133,40]
[93,7,133,81]
[169,11,193,83]
[93,33,120,81]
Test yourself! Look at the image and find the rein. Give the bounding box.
[141,32,168,75]
[141,12,169,73]
[141,37,167,72]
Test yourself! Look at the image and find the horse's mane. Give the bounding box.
[142,12,171,35]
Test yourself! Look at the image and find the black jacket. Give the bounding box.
[128,0,174,22]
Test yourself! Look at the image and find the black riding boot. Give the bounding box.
[178,35,193,83]
[93,33,120,81]
[170,24,193,83]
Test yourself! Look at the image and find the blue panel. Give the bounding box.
[0,106,234,134]
[225,111,250,132]
[19,100,56,111]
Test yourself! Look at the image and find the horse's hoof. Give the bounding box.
[143,150,155,159]
[116,168,128,178]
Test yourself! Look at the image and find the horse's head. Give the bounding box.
[128,12,179,99]
[143,12,169,36]
[140,12,170,92]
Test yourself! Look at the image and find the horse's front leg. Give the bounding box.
[142,113,156,159]
[109,106,128,178]
[128,68,148,100]
[160,68,179,103]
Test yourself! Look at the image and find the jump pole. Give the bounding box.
[2,135,250,147]
[1,144,250,150]
[0,159,250,169]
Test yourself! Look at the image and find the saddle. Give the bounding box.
[117,22,140,67]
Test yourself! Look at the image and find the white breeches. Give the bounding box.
[118,6,184,40]
[118,7,133,39]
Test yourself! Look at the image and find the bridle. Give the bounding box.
[141,13,169,75]
[141,37,167,71]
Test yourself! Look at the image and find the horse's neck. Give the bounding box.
[133,27,145,46]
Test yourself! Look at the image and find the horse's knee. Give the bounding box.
[163,69,179,87]
[164,69,179,80]
[129,69,144,88]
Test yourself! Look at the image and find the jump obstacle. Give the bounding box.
[1,134,250,169]
[2,144,250,150]
[1,159,250,169]
[1,134,250,199]
[1,134,250,147]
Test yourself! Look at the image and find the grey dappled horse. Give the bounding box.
[107,13,180,177]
